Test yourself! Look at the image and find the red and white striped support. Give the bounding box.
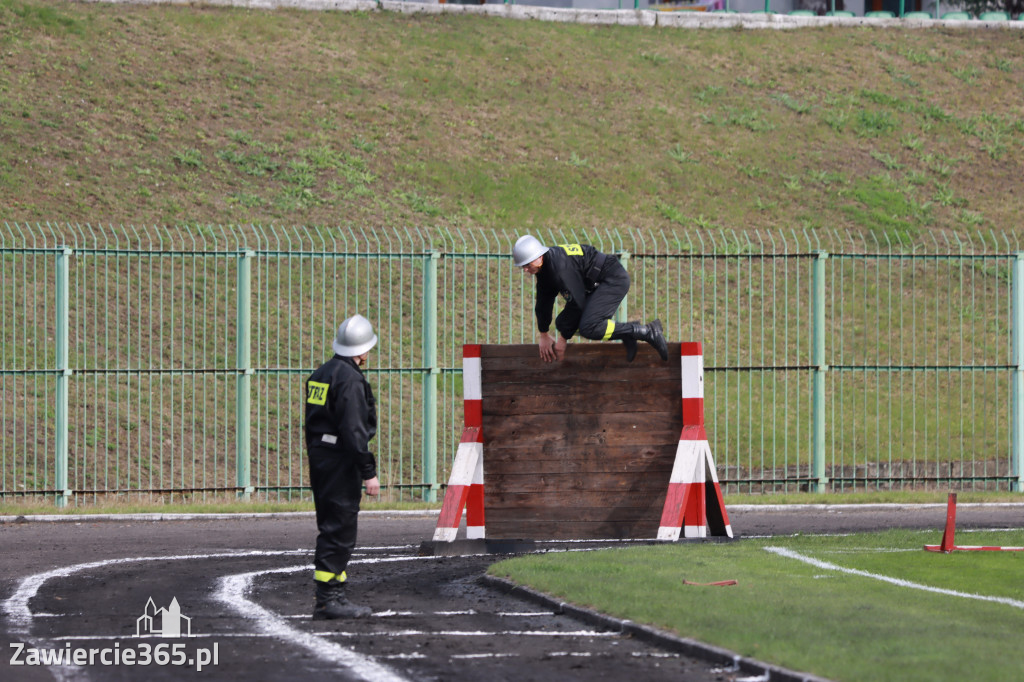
[658,342,733,541]
[924,493,1024,553]
[433,345,486,542]
[680,342,704,427]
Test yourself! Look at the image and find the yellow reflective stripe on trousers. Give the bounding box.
[602,319,615,341]
[314,570,348,583]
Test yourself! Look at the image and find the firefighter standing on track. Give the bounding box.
[513,234,668,363]
[304,314,381,620]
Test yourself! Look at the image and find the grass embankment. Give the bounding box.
[490,529,1024,681]
[1,1,1023,237]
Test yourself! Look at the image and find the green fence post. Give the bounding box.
[812,250,829,494]
[1012,253,1024,492]
[422,251,440,502]
[616,251,630,323]
[55,247,72,508]
[236,250,254,501]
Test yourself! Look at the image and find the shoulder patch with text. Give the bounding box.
[307,381,329,406]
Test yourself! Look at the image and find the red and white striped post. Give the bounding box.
[657,342,733,541]
[433,345,486,542]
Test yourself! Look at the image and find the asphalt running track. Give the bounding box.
[2,504,1022,682]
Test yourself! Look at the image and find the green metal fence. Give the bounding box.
[2,224,1021,507]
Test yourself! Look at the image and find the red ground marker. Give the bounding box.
[924,492,1024,553]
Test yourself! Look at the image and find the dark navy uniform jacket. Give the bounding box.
[534,243,607,333]
[304,355,378,481]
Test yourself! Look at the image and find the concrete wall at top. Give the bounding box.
[87,0,1021,30]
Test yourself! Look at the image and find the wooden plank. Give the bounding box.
[485,490,667,509]
[480,446,675,475]
[481,371,676,388]
[485,508,664,521]
[483,414,681,448]
[482,388,679,416]
[483,472,671,494]
[485,505,665,540]
[487,503,665,522]
[486,520,661,540]
[481,343,680,373]
[482,377,679,397]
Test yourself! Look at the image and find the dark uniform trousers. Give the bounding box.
[555,258,631,341]
[309,446,363,577]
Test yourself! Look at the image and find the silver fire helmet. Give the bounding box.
[512,235,549,267]
[332,314,378,357]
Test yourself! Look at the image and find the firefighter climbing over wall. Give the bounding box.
[512,234,668,363]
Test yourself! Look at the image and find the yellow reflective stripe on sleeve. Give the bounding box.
[602,320,616,341]
[559,243,583,256]
[307,381,329,406]
[314,570,348,583]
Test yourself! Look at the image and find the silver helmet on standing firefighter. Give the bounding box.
[512,235,549,267]
[332,314,378,357]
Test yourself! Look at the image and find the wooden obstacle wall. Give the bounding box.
[480,343,682,540]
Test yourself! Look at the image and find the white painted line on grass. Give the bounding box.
[766,546,1024,610]
[822,548,920,554]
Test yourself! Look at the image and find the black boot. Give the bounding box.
[630,319,668,361]
[611,320,668,362]
[312,579,372,620]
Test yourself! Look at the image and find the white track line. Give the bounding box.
[766,546,1024,609]
[3,549,308,635]
[215,555,612,680]
[2,550,308,682]
[214,565,408,682]
[2,548,443,682]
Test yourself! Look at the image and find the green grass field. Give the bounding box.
[489,529,1024,681]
